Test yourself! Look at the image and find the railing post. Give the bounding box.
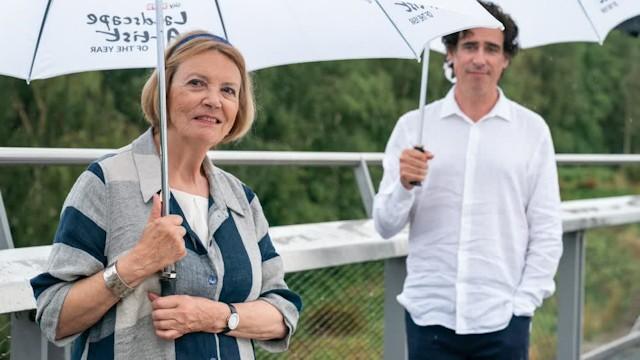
[384,257,407,360]
[10,311,67,360]
[353,158,375,217]
[354,156,408,358]
[0,190,14,250]
[556,230,585,360]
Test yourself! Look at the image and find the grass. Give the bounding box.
[0,314,9,360]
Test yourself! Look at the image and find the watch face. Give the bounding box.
[228,313,240,330]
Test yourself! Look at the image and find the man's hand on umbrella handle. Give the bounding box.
[400,146,434,190]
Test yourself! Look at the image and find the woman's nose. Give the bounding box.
[203,91,222,108]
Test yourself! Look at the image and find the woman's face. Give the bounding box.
[168,50,241,148]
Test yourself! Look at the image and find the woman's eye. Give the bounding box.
[188,79,205,87]
[222,87,237,96]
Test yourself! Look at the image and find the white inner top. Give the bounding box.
[172,188,209,246]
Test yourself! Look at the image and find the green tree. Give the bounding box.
[0,72,144,247]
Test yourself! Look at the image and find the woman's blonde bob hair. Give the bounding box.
[140,30,255,144]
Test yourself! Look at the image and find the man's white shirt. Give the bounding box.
[373,87,562,334]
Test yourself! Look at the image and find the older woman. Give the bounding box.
[30,30,302,359]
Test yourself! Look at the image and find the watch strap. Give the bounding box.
[221,303,238,334]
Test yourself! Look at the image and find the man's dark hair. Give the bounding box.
[442,1,519,58]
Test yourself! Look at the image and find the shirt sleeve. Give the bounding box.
[373,112,418,239]
[513,126,563,316]
[30,162,109,345]
[243,186,302,352]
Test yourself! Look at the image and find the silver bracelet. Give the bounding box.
[103,261,135,298]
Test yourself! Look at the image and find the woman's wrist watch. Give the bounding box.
[103,261,135,298]
[221,303,239,334]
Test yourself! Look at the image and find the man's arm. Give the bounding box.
[513,127,563,316]
[373,114,432,239]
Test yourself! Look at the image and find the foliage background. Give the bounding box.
[1,30,639,359]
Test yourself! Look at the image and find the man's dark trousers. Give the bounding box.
[405,312,531,360]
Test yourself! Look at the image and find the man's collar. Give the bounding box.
[132,128,245,216]
[487,88,512,122]
[439,86,512,122]
[439,87,463,119]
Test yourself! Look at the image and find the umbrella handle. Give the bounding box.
[409,145,425,187]
[160,271,177,296]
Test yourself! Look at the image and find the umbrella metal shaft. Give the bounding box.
[417,49,430,146]
[410,50,431,187]
[155,0,177,296]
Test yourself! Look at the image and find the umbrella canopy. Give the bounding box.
[0,0,502,82]
[504,0,640,48]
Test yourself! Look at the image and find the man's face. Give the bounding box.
[448,28,510,94]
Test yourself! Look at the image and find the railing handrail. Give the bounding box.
[0,147,383,166]
[2,147,640,166]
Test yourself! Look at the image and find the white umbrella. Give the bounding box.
[0,0,501,292]
[493,0,640,47]
[0,0,503,81]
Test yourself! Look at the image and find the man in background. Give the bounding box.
[373,2,562,359]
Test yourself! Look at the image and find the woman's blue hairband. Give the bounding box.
[170,33,232,55]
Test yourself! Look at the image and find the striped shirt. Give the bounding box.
[31,129,302,359]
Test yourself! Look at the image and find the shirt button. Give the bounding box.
[208,275,217,286]
[210,357,217,360]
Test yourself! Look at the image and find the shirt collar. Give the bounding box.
[202,156,246,216]
[131,128,245,216]
[439,86,512,122]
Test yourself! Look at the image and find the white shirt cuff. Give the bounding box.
[389,179,416,209]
